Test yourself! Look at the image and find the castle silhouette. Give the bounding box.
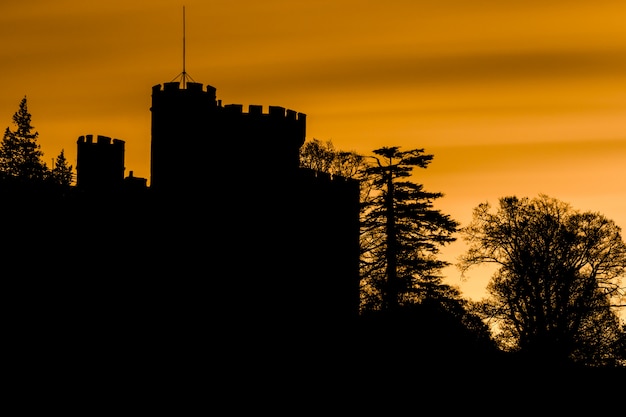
[67,79,361,334]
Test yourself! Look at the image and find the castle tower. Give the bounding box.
[149,81,306,194]
[150,81,217,193]
[76,134,125,192]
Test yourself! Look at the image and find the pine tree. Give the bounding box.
[360,146,459,312]
[0,96,48,184]
[50,149,74,188]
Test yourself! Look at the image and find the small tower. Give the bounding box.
[76,134,125,192]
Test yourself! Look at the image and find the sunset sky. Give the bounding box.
[2,1,626,302]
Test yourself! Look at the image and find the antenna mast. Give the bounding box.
[173,5,195,87]
[182,5,186,88]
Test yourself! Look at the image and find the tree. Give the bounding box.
[299,138,337,174]
[50,149,74,188]
[0,96,49,184]
[300,138,367,179]
[457,194,626,367]
[360,146,459,312]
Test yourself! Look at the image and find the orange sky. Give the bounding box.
[2,0,626,303]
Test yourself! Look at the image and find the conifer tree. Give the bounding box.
[50,149,74,188]
[360,146,459,312]
[0,96,48,184]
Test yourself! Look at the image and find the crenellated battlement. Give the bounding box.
[152,81,216,95]
[77,134,125,147]
[298,168,361,200]
[151,82,305,123]
[222,103,306,122]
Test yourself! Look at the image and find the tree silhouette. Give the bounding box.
[50,149,74,188]
[0,96,48,184]
[360,146,459,312]
[299,138,338,174]
[458,194,626,367]
[300,138,366,179]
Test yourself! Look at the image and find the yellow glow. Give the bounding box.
[2,0,626,305]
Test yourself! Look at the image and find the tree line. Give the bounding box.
[3,97,625,369]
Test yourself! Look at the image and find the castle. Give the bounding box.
[70,79,362,332]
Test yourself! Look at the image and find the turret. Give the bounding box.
[150,81,217,193]
[76,134,125,192]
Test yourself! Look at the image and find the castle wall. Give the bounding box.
[290,169,361,320]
